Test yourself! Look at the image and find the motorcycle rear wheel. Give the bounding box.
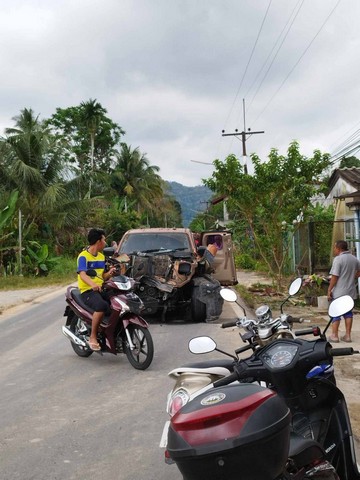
[69,314,93,358]
[124,324,154,370]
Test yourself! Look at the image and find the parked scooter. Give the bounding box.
[164,278,306,417]
[221,277,308,347]
[62,247,154,370]
[164,295,360,479]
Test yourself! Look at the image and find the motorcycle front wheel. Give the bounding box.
[124,324,154,370]
[69,314,93,358]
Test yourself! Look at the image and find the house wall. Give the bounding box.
[324,177,356,220]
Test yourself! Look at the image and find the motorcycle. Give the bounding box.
[163,295,360,479]
[62,247,154,370]
[221,277,309,347]
[164,277,307,417]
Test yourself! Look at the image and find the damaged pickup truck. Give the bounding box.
[116,228,237,322]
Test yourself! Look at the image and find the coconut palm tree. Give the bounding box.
[111,143,164,213]
[0,108,78,236]
[80,99,105,197]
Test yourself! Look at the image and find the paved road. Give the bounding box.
[0,289,243,480]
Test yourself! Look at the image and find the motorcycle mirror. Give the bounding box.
[328,295,354,318]
[288,277,302,296]
[280,277,303,314]
[103,246,115,257]
[189,336,217,354]
[86,269,97,278]
[220,288,237,302]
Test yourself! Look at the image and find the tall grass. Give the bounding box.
[0,256,77,290]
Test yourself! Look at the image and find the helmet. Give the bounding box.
[255,304,272,323]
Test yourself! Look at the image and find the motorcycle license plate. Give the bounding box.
[159,420,170,448]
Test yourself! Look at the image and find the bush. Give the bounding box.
[235,253,256,270]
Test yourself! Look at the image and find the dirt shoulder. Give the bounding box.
[0,285,71,316]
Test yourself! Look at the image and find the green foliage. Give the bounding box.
[235,252,256,270]
[0,190,18,240]
[23,241,61,276]
[339,156,360,169]
[47,99,125,174]
[307,204,335,268]
[0,255,76,289]
[204,141,331,284]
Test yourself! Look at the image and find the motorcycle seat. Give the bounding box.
[289,432,325,468]
[71,288,93,313]
[70,288,111,323]
[168,359,235,378]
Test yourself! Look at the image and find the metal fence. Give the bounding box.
[294,219,357,275]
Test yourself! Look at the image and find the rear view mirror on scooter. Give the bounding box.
[189,336,216,354]
[219,288,237,303]
[288,277,302,296]
[328,295,354,319]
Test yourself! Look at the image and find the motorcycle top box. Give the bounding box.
[167,383,291,480]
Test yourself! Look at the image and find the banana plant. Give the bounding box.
[24,241,61,276]
[0,190,19,242]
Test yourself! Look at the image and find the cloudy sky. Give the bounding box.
[1,0,359,186]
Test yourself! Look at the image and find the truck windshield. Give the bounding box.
[120,233,192,254]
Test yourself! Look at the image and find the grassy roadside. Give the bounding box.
[0,256,77,290]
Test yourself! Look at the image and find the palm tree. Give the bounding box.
[80,99,105,197]
[0,108,75,235]
[111,143,164,213]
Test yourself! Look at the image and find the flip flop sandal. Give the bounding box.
[328,335,339,343]
[88,341,101,351]
[341,336,352,343]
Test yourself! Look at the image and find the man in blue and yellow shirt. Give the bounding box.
[77,228,116,351]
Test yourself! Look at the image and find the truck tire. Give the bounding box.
[191,287,207,322]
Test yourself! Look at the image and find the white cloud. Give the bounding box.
[0,0,359,185]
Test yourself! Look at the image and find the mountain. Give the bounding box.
[166,181,212,227]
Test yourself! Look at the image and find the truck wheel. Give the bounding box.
[191,288,206,322]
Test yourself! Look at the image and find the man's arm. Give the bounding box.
[79,270,102,291]
[327,275,339,300]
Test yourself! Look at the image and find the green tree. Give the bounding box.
[0,108,70,233]
[0,108,89,258]
[111,143,164,214]
[339,156,360,168]
[204,141,331,284]
[46,99,125,197]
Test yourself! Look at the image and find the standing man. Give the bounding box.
[327,240,360,343]
[77,228,117,351]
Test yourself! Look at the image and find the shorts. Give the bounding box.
[81,290,109,313]
[331,310,353,322]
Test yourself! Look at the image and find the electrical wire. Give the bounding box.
[245,0,305,114]
[249,0,342,126]
[222,0,273,130]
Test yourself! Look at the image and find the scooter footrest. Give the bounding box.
[289,432,325,468]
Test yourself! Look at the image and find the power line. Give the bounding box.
[249,0,342,126]
[222,0,273,130]
[245,0,305,114]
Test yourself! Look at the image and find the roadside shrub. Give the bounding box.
[235,253,256,270]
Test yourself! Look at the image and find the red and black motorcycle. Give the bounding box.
[62,247,154,370]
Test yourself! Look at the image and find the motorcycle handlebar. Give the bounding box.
[213,371,239,388]
[221,321,238,329]
[295,327,321,337]
[330,347,358,356]
[287,315,303,323]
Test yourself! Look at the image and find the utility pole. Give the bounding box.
[222,99,264,174]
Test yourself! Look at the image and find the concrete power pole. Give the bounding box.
[222,99,264,174]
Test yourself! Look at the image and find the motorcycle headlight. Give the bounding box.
[255,304,272,322]
[167,389,190,417]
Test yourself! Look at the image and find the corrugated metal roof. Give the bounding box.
[329,167,360,190]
